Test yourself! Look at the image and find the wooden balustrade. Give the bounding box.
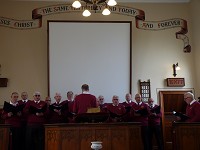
[45,122,143,150]
[0,125,10,150]
[172,122,200,150]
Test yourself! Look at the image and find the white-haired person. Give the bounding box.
[48,92,68,123]
[23,91,47,150]
[2,92,23,150]
[183,92,200,122]
[106,95,126,122]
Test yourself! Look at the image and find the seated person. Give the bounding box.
[106,95,126,122]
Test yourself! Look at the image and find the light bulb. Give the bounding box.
[102,8,111,15]
[107,0,117,6]
[176,66,181,70]
[72,1,81,8]
[82,9,91,17]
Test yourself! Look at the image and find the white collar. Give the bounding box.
[10,101,18,106]
[190,100,196,105]
[34,100,40,103]
[149,104,155,107]
[82,91,90,94]
[112,104,118,106]
[125,100,132,104]
[22,99,28,103]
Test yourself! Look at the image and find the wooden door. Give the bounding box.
[159,90,192,150]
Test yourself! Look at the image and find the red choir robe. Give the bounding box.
[186,101,200,122]
[73,93,96,114]
[23,100,47,126]
[131,102,150,126]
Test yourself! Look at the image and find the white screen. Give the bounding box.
[48,21,131,103]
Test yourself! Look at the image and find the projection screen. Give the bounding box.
[48,21,131,103]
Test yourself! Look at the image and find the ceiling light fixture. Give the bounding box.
[72,0,117,17]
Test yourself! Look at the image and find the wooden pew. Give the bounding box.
[45,122,143,150]
[0,125,11,150]
[172,122,200,150]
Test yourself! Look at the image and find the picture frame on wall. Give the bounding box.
[166,78,185,87]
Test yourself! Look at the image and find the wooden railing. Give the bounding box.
[0,125,11,150]
[172,122,200,150]
[45,122,143,150]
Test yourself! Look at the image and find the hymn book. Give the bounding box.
[3,101,25,115]
[49,103,67,112]
[172,111,189,121]
[134,108,148,116]
[29,105,47,114]
[150,106,161,114]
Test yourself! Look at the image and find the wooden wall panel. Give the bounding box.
[172,122,200,150]
[45,123,142,150]
[0,125,10,150]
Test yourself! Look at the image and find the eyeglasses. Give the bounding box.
[13,96,18,98]
[113,99,118,100]
[35,95,40,97]
[184,97,190,100]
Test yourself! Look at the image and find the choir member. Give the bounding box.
[97,95,107,112]
[23,91,47,150]
[148,98,163,150]
[121,93,134,121]
[2,92,22,150]
[131,93,150,150]
[48,93,68,123]
[106,95,126,122]
[184,92,200,122]
[18,91,30,150]
[44,96,51,107]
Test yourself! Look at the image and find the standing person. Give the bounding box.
[48,93,68,123]
[183,92,200,122]
[63,91,75,122]
[148,98,163,150]
[66,91,74,113]
[73,84,96,114]
[121,93,134,113]
[97,95,108,112]
[18,92,30,150]
[131,93,150,150]
[18,92,29,105]
[44,96,51,107]
[121,93,134,122]
[2,92,22,150]
[23,91,47,150]
[106,95,126,122]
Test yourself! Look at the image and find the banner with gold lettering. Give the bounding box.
[0,4,191,52]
